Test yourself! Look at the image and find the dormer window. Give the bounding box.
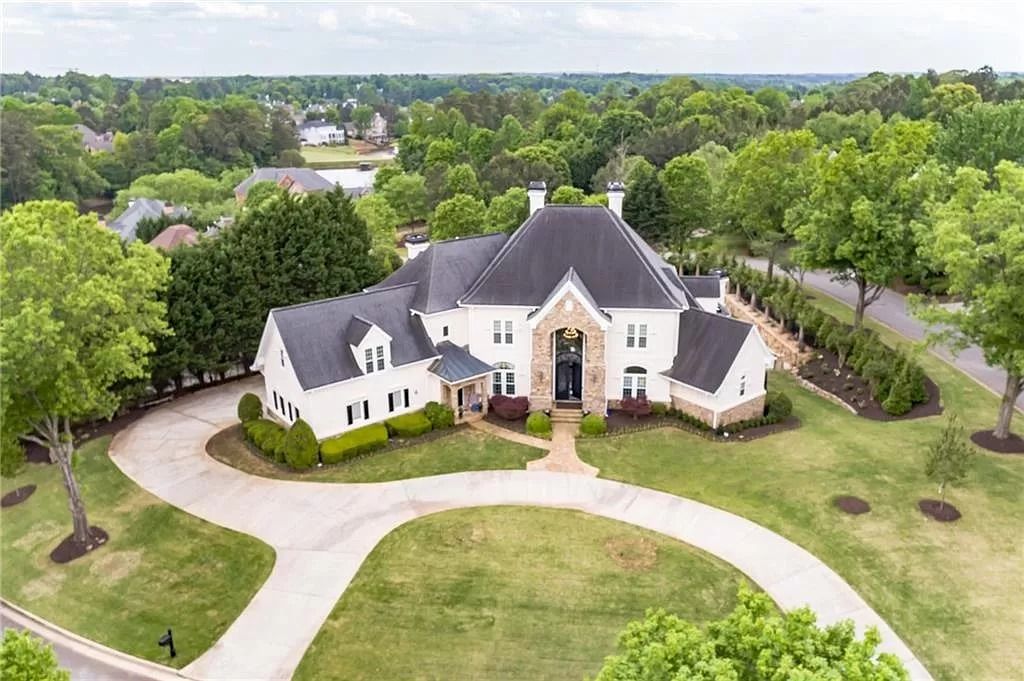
[364,345,386,374]
[376,346,385,371]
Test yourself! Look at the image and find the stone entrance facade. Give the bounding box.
[529,291,607,414]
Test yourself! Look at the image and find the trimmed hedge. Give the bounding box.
[579,413,607,436]
[424,401,455,429]
[764,391,793,422]
[282,419,318,469]
[386,411,433,438]
[526,411,552,435]
[491,395,529,420]
[320,422,389,465]
[243,418,287,462]
[237,393,263,423]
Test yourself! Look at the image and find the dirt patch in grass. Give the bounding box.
[604,535,658,571]
[970,430,1024,455]
[12,520,63,551]
[89,550,142,584]
[918,499,962,522]
[22,571,67,600]
[834,495,871,515]
[50,526,109,564]
[798,349,941,421]
[1,484,36,508]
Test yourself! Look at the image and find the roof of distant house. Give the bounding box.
[234,167,336,198]
[270,284,438,390]
[370,233,508,314]
[664,309,753,393]
[74,124,114,153]
[107,198,188,242]
[148,224,199,250]
[298,119,341,131]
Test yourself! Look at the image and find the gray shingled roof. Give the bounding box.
[107,198,187,242]
[680,276,722,298]
[663,309,753,393]
[344,316,373,346]
[461,206,687,309]
[271,284,438,390]
[369,233,508,314]
[527,267,610,322]
[428,342,495,383]
[234,168,336,197]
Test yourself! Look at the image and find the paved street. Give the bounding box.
[101,379,933,681]
[745,259,1023,410]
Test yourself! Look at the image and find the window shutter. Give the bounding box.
[363,400,369,419]
[388,393,394,412]
[347,405,353,425]
[403,389,410,407]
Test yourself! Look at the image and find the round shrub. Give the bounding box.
[579,413,607,436]
[526,411,552,435]
[282,419,318,470]
[650,402,668,417]
[424,401,455,430]
[237,393,263,423]
[764,391,793,423]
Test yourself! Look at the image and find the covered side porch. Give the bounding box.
[429,341,493,423]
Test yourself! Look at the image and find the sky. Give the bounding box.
[2,1,1022,77]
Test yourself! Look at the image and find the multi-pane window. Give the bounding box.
[492,362,515,395]
[364,348,374,373]
[376,345,385,371]
[346,399,368,425]
[626,323,648,349]
[364,345,385,373]
[388,388,409,412]
[493,320,514,344]
[622,367,648,399]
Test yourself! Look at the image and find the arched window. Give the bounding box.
[493,362,515,396]
[622,366,647,399]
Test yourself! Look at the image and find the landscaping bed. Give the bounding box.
[798,349,942,421]
[970,429,1024,455]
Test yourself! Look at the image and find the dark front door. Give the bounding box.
[555,351,582,401]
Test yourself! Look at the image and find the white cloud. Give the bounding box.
[317,9,338,31]
[2,16,44,36]
[363,5,415,28]
[193,1,276,20]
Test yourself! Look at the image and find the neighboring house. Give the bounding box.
[253,182,774,440]
[148,224,199,251]
[74,124,114,153]
[234,167,376,202]
[107,198,188,242]
[298,119,345,146]
[366,112,389,144]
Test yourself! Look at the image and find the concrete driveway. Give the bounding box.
[108,378,933,681]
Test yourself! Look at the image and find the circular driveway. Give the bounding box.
[110,378,932,681]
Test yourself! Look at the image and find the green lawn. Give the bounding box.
[0,437,275,668]
[207,425,545,483]
[294,506,749,681]
[578,362,1024,681]
[299,145,359,163]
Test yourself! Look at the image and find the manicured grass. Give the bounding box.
[0,437,275,668]
[578,367,1024,681]
[207,424,545,483]
[299,145,359,163]
[294,506,749,681]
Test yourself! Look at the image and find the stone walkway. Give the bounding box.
[470,418,599,476]
[103,379,932,681]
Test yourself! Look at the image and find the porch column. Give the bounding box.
[480,379,489,415]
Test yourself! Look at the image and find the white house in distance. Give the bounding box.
[253,182,774,440]
[298,119,345,146]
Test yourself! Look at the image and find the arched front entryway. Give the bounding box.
[554,327,584,402]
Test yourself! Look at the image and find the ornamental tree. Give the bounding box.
[593,584,908,681]
[430,194,487,240]
[0,201,170,546]
[719,129,819,279]
[913,162,1024,439]
[793,121,945,328]
[925,415,974,509]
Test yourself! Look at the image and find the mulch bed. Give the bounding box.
[1,485,36,508]
[798,348,942,421]
[483,413,530,437]
[970,430,1024,455]
[834,495,871,515]
[49,526,109,564]
[604,410,801,443]
[918,499,961,522]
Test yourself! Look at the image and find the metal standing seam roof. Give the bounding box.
[663,309,754,393]
[428,341,496,383]
[369,233,508,313]
[461,205,686,309]
[270,284,438,390]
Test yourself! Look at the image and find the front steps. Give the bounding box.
[550,407,582,426]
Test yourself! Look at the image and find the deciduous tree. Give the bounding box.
[381,172,428,224]
[430,194,487,240]
[925,415,974,508]
[486,186,528,233]
[0,201,169,546]
[660,154,713,258]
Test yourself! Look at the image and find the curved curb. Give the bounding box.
[103,378,932,681]
[1,599,182,680]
